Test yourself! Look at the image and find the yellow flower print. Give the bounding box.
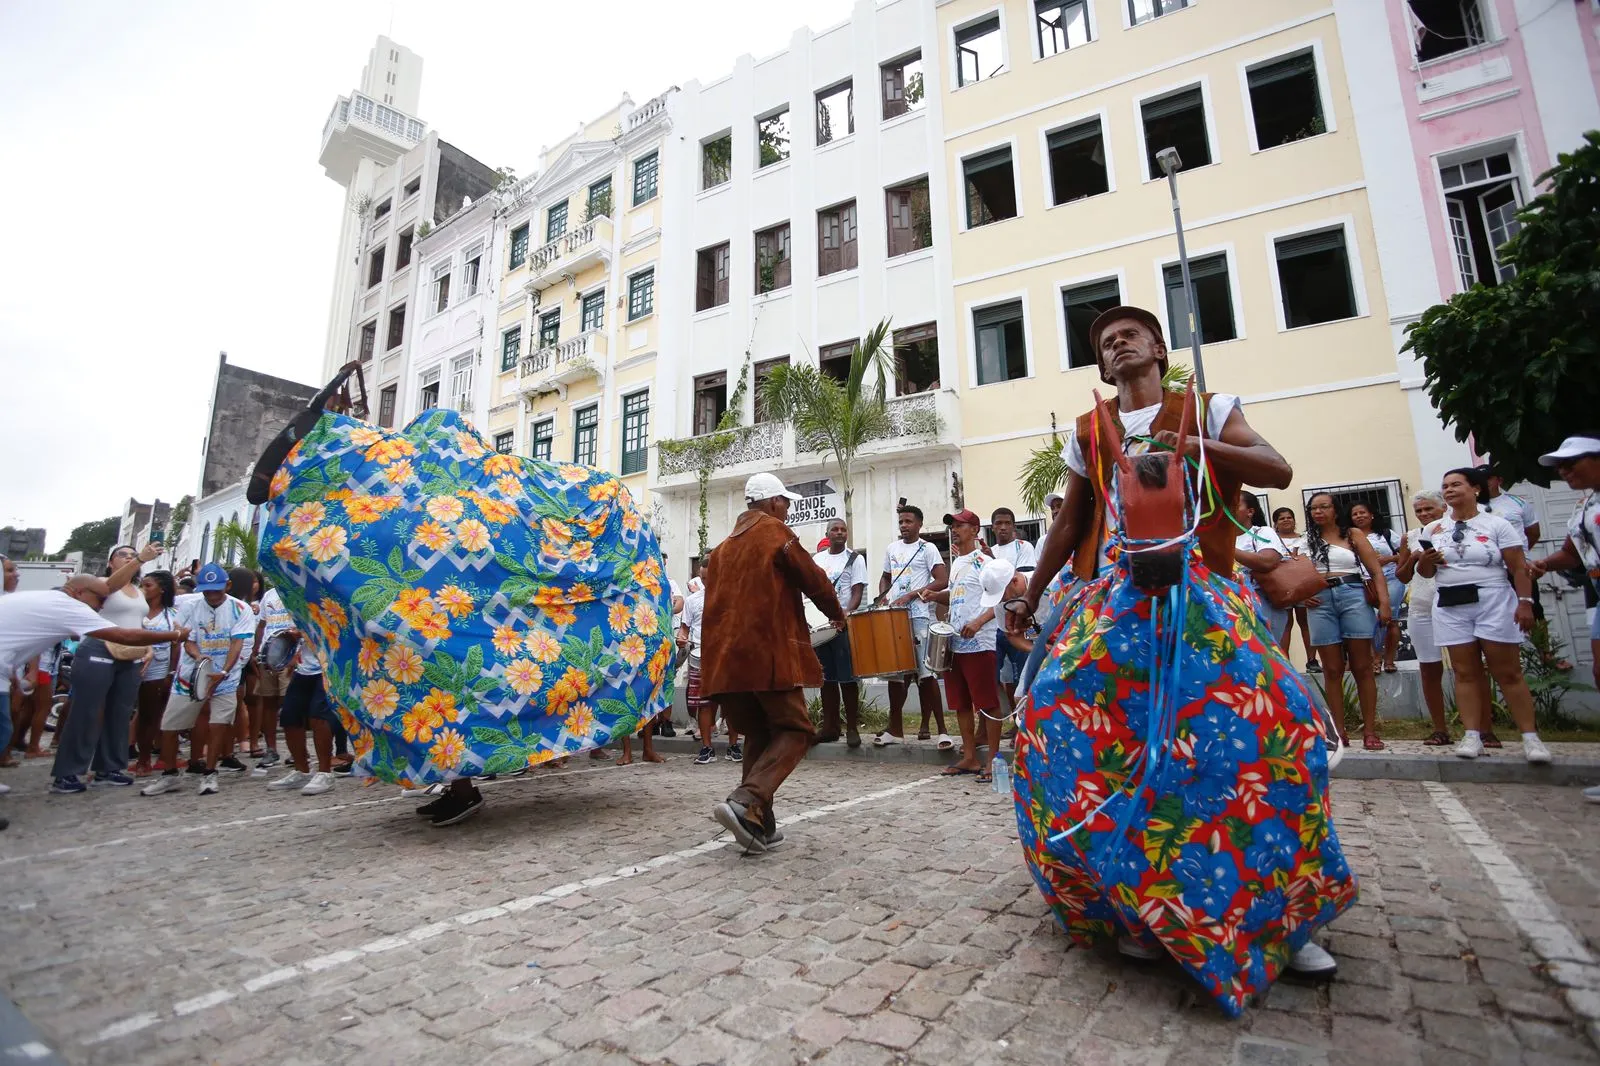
[272,537,303,566]
[567,541,594,564]
[619,634,647,668]
[532,587,577,627]
[647,640,672,684]
[492,624,522,657]
[317,597,348,631]
[358,638,382,675]
[426,496,465,524]
[504,659,543,696]
[415,611,452,643]
[269,468,291,499]
[394,588,434,622]
[435,584,475,618]
[588,481,618,503]
[549,666,592,710]
[383,458,416,486]
[525,630,561,663]
[479,498,516,525]
[630,559,663,596]
[349,427,385,449]
[360,678,400,719]
[622,508,642,533]
[495,475,522,498]
[541,518,573,544]
[307,525,349,563]
[414,520,454,552]
[288,502,327,536]
[456,519,491,553]
[384,642,425,685]
[343,495,385,524]
[483,453,520,476]
[419,687,459,724]
[633,601,660,636]
[326,489,353,502]
[526,748,557,768]
[608,602,633,632]
[569,582,594,603]
[364,437,416,465]
[563,701,596,737]
[429,727,468,770]
[454,431,487,458]
[558,464,589,483]
[401,703,444,744]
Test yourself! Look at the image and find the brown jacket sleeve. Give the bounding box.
[778,538,845,623]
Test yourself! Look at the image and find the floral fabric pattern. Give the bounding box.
[1013,549,1357,1017]
[257,407,673,786]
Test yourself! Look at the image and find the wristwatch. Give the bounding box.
[1518,597,1534,603]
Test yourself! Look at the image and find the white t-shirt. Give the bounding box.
[681,588,705,664]
[259,588,295,646]
[0,591,114,677]
[1064,394,1240,478]
[1404,529,1437,618]
[1483,492,1537,544]
[813,550,868,612]
[947,550,1001,654]
[175,595,255,697]
[1365,530,1400,579]
[990,538,1038,572]
[882,539,943,621]
[1566,491,1600,573]
[141,606,180,681]
[669,578,685,633]
[1421,512,1522,588]
[1235,527,1289,582]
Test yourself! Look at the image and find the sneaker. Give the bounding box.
[185,760,207,775]
[251,752,281,777]
[1455,734,1484,760]
[1306,661,1321,673]
[1524,736,1552,765]
[267,770,311,791]
[1583,785,1600,805]
[330,762,355,777]
[0,781,10,795]
[141,772,183,796]
[726,744,743,763]
[1116,937,1162,961]
[198,773,219,796]
[217,757,248,775]
[762,827,786,851]
[50,776,86,795]
[300,772,335,796]
[712,800,767,854]
[659,723,677,738]
[1288,941,1338,976]
[92,771,134,788]
[429,790,485,827]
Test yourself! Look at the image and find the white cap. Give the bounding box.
[1045,492,1064,506]
[1538,436,1600,467]
[746,472,801,502]
[978,558,1016,609]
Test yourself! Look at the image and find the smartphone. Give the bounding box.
[149,533,164,546]
[1418,539,1433,551]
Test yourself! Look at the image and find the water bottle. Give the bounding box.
[990,753,1010,795]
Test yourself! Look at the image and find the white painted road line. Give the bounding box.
[84,774,937,1047]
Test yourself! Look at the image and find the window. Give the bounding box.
[386,304,406,350]
[359,321,377,363]
[531,419,554,461]
[367,245,386,287]
[493,431,514,455]
[587,177,612,219]
[538,309,562,350]
[1301,480,1405,541]
[547,201,568,242]
[628,269,655,320]
[1129,0,1190,26]
[1247,51,1325,150]
[1275,227,1358,328]
[881,52,926,120]
[973,301,1028,385]
[696,243,730,311]
[621,392,649,475]
[893,323,940,395]
[1047,119,1110,205]
[753,357,790,422]
[1163,253,1237,347]
[818,202,858,276]
[955,14,1006,87]
[509,224,530,270]
[1037,0,1090,57]
[886,178,933,257]
[419,369,440,412]
[501,326,522,372]
[1061,278,1121,370]
[378,386,397,428]
[1140,86,1211,179]
[693,372,728,435]
[449,354,473,412]
[963,148,1018,228]
[819,341,854,384]
[397,228,414,269]
[403,176,421,199]
[1440,151,1522,290]
[432,267,451,314]
[462,252,481,297]
[757,110,791,168]
[1411,0,1487,62]
[816,82,854,146]
[633,151,659,204]
[573,407,598,466]
[374,199,392,221]
[755,223,792,293]
[703,134,732,190]
[580,289,606,332]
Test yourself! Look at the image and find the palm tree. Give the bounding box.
[758,318,895,537]
[212,517,260,570]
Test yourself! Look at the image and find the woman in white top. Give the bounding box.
[1232,493,1291,650]
[1271,507,1318,669]
[1395,491,1452,746]
[132,570,180,775]
[1350,503,1404,674]
[1302,493,1391,751]
[1416,467,1548,763]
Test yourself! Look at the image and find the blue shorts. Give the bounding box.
[1308,581,1377,647]
[815,631,856,684]
[280,672,337,728]
[995,629,1028,684]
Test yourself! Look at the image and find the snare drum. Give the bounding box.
[263,631,300,672]
[923,622,956,674]
[847,606,917,677]
[805,601,839,647]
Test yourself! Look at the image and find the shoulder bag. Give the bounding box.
[1258,553,1325,610]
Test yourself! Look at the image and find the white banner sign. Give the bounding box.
[785,478,844,529]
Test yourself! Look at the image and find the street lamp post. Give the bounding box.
[1156,146,1206,392]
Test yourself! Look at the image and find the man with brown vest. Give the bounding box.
[703,472,846,854]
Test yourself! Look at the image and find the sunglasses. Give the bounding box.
[1452,520,1469,543]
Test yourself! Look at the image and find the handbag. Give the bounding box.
[1259,554,1325,610]
[1436,584,1480,607]
[100,640,148,662]
[1363,579,1381,608]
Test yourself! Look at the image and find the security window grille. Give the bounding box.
[703,134,732,189]
[501,327,522,372]
[580,289,606,332]
[1037,0,1090,56]
[386,304,406,350]
[1047,119,1110,205]
[696,243,730,310]
[886,178,933,257]
[963,148,1018,227]
[1247,52,1325,149]
[628,269,655,320]
[818,202,858,276]
[538,309,561,350]
[1128,0,1189,26]
[632,151,659,204]
[881,52,925,120]
[1141,86,1211,179]
[573,407,598,466]
[755,223,792,293]
[974,301,1028,385]
[531,419,554,461]
[955,15,1005,87]
[493,431,514,454]
[1275,228,1358,328]
[1163,253,1237,347]
[816,82,854,146]
[621,392,649,475]
[693,372,727,435]
[893,323,939,395]
[509,224,530,269]
[1062,278,1121,370]
[1302,480,1406,540]
[547,201,568,242]
[368,245,385,287]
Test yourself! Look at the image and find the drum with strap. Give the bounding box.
[263,631,300,672]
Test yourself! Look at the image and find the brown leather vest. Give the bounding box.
[1071,391,1240,580]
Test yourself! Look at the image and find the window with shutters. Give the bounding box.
[530,419,554,461]
[546,200,568,242]
[1247,50,1326,150]
[378,386,397,428]
[753,357,790,422]
[702,134,732,189]
[963,147,1018,227]
[386,304,406,350]
[632,151,659,204]
[1061,278,1121,370]
[881,52,925,120]
[368,245,386,287]
[1439,149,1523,290]
[886,178,932,257]
[696,243,730,311]
[693,373,728,435]
[1047,118,1110,205]
[359,321,377,363]
[816,82,854,146]
[573,406,598,466]
[620,391,649,475]
[501,327,522,372]
[819,340,855,384]
[1163,253,1238,347]
[493,431,514,455]
[462,250,481,297]
[580,289,605,332]
[628,268,655,320]
[954,14,1006,88]
[419,368,440,412]
[1128,0,1190,26]
[1036,0,1091,57]
[1140,86,1211,179]
[973,301,1029,385]
[893,323,939,395]
[1274,227,1358,328]
[509,224,530,269]
[449,354,473,412]
[755,223,792,293]
[431,264,451,314]
[817,201,858,277]
[538,309,561,350]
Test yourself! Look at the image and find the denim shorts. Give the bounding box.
[994,629,1029,684]
[815,630,856,684]
[1308,581,1377,647]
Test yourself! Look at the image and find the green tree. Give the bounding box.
[166,495,193,553]
[212,517,259,570]
[1403,131,1600,486]
[59,516,120,559]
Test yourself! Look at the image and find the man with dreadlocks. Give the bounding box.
[1005,306,1356,1016]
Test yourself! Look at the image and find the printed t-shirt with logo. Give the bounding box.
[882,539,942,622]
[175,595,255,697]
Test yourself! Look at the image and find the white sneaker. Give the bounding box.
[300,772,335,796]
[1455,734,1484,760]
[1287,941,1338,976]
[267,770,311,791]
[198,772,219,796]
[1582,785,1600,804]
[0,781,10,795]
[1523,736,1552,765]
[141,773,183,796]
[1116,936,1163,961]
[935,733,955,751]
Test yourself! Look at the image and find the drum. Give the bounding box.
[847,606,917,678]
[263,631,300,672]
[923,622,956,674]
[805,601,838,647]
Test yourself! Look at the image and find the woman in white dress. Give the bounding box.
[1395,491,1452,746]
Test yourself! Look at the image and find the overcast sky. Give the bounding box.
[0,0,852,551]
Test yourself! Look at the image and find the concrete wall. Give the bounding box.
[433,142,498,227]
[199,357,317,499]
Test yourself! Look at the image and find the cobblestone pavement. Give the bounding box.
[1,755,1598,1066]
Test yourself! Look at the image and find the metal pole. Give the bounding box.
[1165,168,1207,392]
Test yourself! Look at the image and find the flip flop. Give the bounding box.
[1423,730,1452,746]
[976,772,993,785]
[872,733,902,748]
[941,765,978,776]
[1363,733,1385,751]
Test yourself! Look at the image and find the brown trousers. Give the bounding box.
[716,688,814,829]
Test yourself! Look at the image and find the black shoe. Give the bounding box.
[330,762,354,777]
[185,760,207,775]
[0,817,8,831]
[217,757,248,775]
[416,797,448,818]
[847,729,861,749]
[712,800,767,854]
[429,790,484,827]
[659,723,677,738]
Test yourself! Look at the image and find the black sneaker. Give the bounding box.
[185,760,207,775]
[217,757,248,775]
[726,744,743,763]
[416,796,448,818]
[330,762,355,777]
[429,790,484,827]
[694,746,715,765]
[712,800,766,854]
[659,723,677,738]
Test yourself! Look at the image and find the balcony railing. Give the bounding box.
[517,330,605,390]
[528,219,603,276]
[321,91,424,148]
[657,422,784,477]
[624,90,671,134]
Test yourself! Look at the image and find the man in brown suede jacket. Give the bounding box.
[703,472,846,853]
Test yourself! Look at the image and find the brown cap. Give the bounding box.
[943,509,982,527]
[1088,305,1169,384]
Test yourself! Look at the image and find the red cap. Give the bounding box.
[943,509,981,527]
[816,537,829,551]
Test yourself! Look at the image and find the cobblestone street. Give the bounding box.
[1,755,1598,1065]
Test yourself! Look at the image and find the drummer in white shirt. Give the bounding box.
[987,508,1037,707]
[876,504,951,750]
[812,519,868,747]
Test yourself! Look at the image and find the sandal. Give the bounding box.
[1481,732,1503,749]
[976,772,993,785]
[1422,730,1452,746]
[1362,733,1385,751]
[940,765,978,776]
[1382,664,1398,674]
[916,731,931,741]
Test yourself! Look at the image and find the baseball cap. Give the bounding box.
[978,559,1016,609]
[1538,436,1600,467]
[1044,492,1064,507]
[1088,306,1170,385]
[816,537,829,551]
[194,562,230,591]
[943,509,981,526]
[745,472,801,502]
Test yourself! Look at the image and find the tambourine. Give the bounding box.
[262,632,300,672]
[184,656,221,695]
